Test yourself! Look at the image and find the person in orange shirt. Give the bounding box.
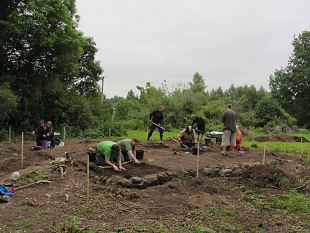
[235,126,242,151]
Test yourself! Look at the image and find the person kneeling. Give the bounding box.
[116,138,141,164]
[178,126,197,148]
[96,141,126,172]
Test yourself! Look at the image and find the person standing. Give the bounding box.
[221,104,237,155]
[191,115,206,140]
[147,106,165,141]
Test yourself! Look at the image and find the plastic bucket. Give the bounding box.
[136,149,144,160]
[191,147,198,155]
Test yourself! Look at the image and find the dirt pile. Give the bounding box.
[240,164,297,189]
[255,135,309,142]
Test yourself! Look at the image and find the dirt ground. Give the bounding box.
[255,135,309,143]
[0,138,310,233]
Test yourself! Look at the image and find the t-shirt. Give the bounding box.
[96,141,119,159]
[192,117,205,129]
[179,129,197,143]
[150,110,163,124]
[221,109,236,133]
[116,139,135,152]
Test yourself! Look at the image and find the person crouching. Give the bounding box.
[96,141,126,172]
[178,126,197,148]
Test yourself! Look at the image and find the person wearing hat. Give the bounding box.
[116,138,141,164]
[178,126,197,148]
[96,141,126,171]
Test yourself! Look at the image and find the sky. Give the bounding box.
[76,0,310,98]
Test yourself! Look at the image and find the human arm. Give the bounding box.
[127,150,140,164]
[117,155,126,171]
[104,156,119,171]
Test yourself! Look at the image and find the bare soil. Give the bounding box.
[255,135,309,142]
[0,139,309,232]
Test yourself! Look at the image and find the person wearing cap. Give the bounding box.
[221,104,237,155]
[191,115,206,140]
[96,141,126,171]
[235,126,243,151]
[116,138,141,164]
[178,126,197,148]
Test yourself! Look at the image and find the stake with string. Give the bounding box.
[86,153,90,204]
[263,144,266,165]
[21,132,24,169]
[9,126,11,144]
[196,141,200,178]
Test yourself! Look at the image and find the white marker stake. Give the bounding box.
[263,145,266,165]
[21,132,24,169]
[87,154,90,203]
[196,142,200,178]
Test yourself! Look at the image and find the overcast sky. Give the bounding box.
[76,0,310,98]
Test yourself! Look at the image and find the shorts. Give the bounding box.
[221,130,236,147]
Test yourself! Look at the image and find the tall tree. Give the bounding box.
[269,31,310,128]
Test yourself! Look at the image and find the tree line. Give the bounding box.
[0,0,309,139]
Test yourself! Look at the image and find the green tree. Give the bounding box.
[0,83,18,125]
[190,72,206,93]
[270,31,310,128]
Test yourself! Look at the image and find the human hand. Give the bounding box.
[119,166,126,171]
[134,160,141,164]
[113,165,120,172]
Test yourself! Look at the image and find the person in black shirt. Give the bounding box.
[35,120,48,147]
[192,115,206,140]
[147,106,165,140]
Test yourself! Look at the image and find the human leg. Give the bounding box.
[147,124,157,140]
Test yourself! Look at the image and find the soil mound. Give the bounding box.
[142,141,169,148]
[255,135,309,142]
[240,164,296,189]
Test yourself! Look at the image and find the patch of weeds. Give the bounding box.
[114,226,125,232]
[54,216,85,232]
[127,190,140,200]
[200,207,238,219]
[155,223,171,233]
[21,205,32,211]
[17,170,48,186]
[16,218,35,229]
[237,185,270,210]
[193,225,216,233]
[271,189,310,227]
[75,203,93,214]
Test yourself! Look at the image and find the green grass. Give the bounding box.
[127,129,179,141]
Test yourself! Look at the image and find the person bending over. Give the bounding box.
[147,106,165,141]
[191,115,206,140]
[116,138,141,164]
[96,141,126,171]
[178,126,197,148]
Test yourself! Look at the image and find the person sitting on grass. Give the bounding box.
[116,138,141,164]
[96,141,126,171]
[178,126,197,148]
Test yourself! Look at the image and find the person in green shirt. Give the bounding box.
[116,138,141,164]
[96,141,126,171]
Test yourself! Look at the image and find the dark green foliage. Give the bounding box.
[270,31,310,129]
[0,0,111,132]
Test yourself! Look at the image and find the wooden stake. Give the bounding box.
[9,126,11,144]
[86,153,90,203]
[21,132,24,169]
[108,128,111,138]
[263,145,266,165]
[196,142,200,178]
[63,127,66,141]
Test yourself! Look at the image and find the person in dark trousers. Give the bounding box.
[221,104,237,155]
[147,106,165,140]
[35,120,48,148]
[191,115,206,140]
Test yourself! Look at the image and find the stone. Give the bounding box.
[117,178,133,187]
[143,174,159,185]
[220,168,233,177]
[130,176,143,184]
